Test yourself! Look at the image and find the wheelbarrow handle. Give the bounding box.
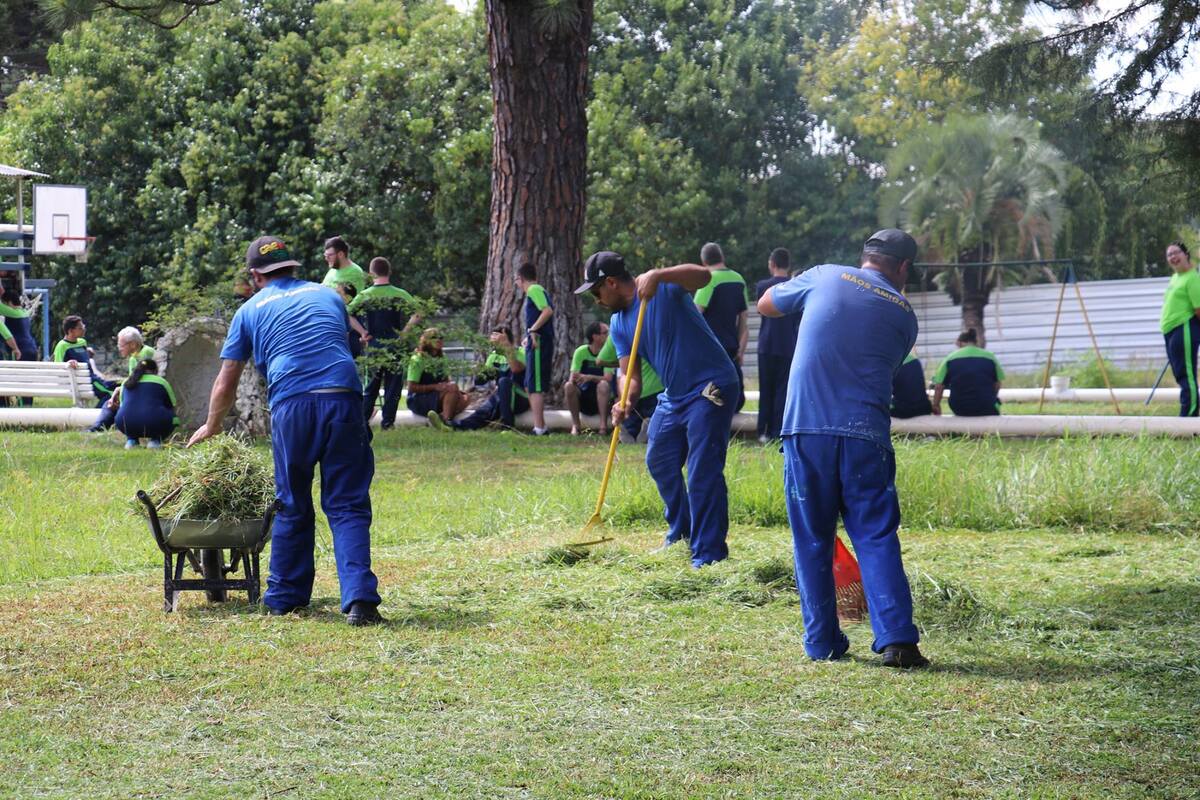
[137,489,171,555]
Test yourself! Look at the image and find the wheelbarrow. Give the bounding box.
[136,490,282,613]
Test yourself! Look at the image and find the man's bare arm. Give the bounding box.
[187,360,245,446]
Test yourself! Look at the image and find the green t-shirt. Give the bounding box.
[406,352,449,384]
[322,261,367,293]
[570,344,614,376]
[1160,269,1200,333]
[0,303,29,319]
[0,319,11,349]
[53,337,89,363]
[346,283,415,315]
[932,345,1006,384]
[598,335,664,396]
[482,349,528,397]
[128,344,156,374]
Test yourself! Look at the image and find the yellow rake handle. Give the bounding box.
[589,297,648,521]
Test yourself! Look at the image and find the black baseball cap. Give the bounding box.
[246,235,301,273]
[575,250,630,294]
[863,228,918,262]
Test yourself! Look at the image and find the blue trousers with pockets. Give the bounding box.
[267,391,381,613]
[782,434,919,659]
[645,382,737,567]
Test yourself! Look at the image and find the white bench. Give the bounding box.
[0,361,98,406]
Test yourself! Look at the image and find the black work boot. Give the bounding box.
[347,601,384,627]
[881,643,930,669]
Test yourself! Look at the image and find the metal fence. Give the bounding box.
[744,275,1171,378]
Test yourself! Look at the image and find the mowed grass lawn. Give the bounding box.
[1,429,1197,798]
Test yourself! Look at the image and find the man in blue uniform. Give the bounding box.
[758,228,928,668]
[578,251,739,568]
[754,247,799,440]
[188,235,383,626]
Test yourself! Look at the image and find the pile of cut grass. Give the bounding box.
[140,435,275,522]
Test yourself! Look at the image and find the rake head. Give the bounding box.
[834,536,868,622]
[566,512,614,548]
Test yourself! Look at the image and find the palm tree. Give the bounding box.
[879,114,1068,344]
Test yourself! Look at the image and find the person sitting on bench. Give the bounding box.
[115,359,179,449]
[891,351,932,418]
[53,315,117,412]
[931,329,1004,417]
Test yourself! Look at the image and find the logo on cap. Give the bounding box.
[259,241,286,257]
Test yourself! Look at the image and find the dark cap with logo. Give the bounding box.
[246,235,301,273]
[574,250,630,294]
[863,228,918,262]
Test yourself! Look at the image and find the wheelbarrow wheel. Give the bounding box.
[200,548,228,602]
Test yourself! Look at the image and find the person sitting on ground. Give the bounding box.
[694,242,749,411]
[321,235,367,293]
[931,329,1004,416]
[90,326,159,431]
[891,351,933,418]
[564,321,614,436]
[348,257,420,429]
[516,262,554,435]
[430,327,529,431]
[115,358,178,449]
[597,333,664,444]
[407,328,469,426]
[52,315,117,410]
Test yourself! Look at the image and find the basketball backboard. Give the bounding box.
[33,184,88,256]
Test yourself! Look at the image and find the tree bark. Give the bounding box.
[482,0,592,399]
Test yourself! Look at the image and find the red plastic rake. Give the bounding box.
[833,536,867,622]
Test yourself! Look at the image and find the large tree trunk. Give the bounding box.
[956,250,992,347]
[481,0,592,399]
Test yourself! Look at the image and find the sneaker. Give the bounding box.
[346,601,384,627]
[570,425,580,436]
[147,439,163,450]
[532,427,549,436]
[124,438,139,449]
[426,410,451,432]
[881,643,930,669]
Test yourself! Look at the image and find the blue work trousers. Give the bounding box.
[782,434,918,659]
[645,382,737,567]
[267,392,381,613]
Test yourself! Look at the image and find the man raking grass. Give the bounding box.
[579,251,739,568]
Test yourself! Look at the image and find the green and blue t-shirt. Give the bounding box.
[52,336,90,364]
[932,345,1005,416]
[1160,269,1200,333]
[480,349,528,398]
[570,344,613,379]
[769,265,918,450]
[347,283,416,341]
[128,344,156,374]
[523,283,553,339]
[406,352,449,385]
[598,335,664,397]
[0,303,36,356]
[694,268,748,356]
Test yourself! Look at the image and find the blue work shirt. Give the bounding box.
[220,277,362,407]
[755,275,800,358]
[771,264,917,450]
[610,283,738,402]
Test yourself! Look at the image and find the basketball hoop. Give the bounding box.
[57,235,96,263]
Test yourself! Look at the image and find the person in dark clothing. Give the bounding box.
[694,242,748,411]
[349,257,420,428]
[754,248,799,440]
[931,329,1004,416]
[115,359,178,449]
[334,282,365,359]
[891,352,933,418]
[0,289,39,407]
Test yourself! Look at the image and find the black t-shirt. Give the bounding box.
[756,275,800,358]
